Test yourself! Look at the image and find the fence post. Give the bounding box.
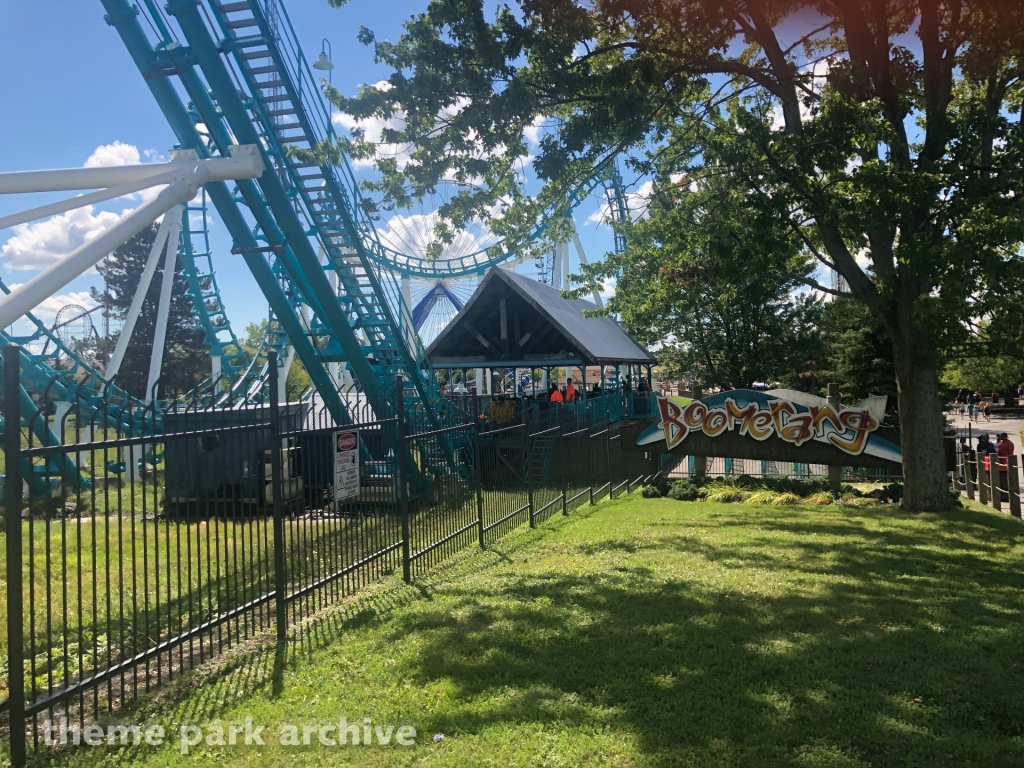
[966,453,976,501]
[474,394,484,547]
[396,376,411,581]
[991,455,1003,512]
[5,344,26,767]
[268,350,288,646]
[827,383,842,493]
[978,458,990,506]
[690,385,706,480]
[1008,454,1021,519]
[587,408,594,506]
[561,426,568,516]
[525,405,535,527]
[606,409,613,497]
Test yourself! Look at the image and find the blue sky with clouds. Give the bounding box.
[0,0,621,343]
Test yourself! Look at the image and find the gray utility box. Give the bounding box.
[163,404,306,514]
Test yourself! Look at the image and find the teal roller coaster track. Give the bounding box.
[2,0,631,491]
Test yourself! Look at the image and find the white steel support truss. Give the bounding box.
[0,146,264,334]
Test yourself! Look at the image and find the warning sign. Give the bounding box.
[334,430,360,501]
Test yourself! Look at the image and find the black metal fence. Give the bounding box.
[0,348,657,763]
[664,456,904,483]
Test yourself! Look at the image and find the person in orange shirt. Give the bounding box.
[549,384,563,403]
[565,377,576,402]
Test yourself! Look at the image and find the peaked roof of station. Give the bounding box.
[426,268,655,367]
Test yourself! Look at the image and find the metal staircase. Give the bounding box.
[102,0,473,490]
[203,0,434,407]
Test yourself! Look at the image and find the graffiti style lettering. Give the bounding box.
[726,400,757,431]
[657,397,689,451]
[703,407,729,437]
[810,405,843,437]
[779,412,815,446]
[742,408,774,440]
[830,409,878,454]
[650,395,882,456]
[769,400,796,435]
[683,401,708,429]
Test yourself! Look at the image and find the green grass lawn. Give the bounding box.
[25,496,1024,767]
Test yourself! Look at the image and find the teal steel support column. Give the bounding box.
[171,60,331,325]
[167,1,399,418]
[100,0,350,425]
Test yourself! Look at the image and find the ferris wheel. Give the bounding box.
[53,304,99,350]
[371,181,491,346]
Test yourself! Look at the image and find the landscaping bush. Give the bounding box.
[660,474,882,507]
[703,486,745,503]
[641,484,663,498]
[770,492,802,505]
[805,492,836,506]
[869,482,903,503]
[667,479,701,501]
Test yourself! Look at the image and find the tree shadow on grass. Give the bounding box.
[383,505,1024,766]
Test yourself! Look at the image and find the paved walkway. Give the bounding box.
[950,411,1024,443]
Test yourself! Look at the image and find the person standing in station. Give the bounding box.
[549,383,563,403]
[997,432,1015,503]
[565,377,577,402]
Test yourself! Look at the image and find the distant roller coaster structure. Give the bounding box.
[0,0,630,491]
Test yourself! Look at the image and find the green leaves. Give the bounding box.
[575,159,823,389]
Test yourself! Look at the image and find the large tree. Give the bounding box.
[588,167,824,390]
[330,0,1024,510]
[92,223,208,400]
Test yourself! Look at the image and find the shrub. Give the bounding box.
[641,484,663,498]
[734,474,759,489]
[744,490,779,505]
[667,480,701,502]
[703,486,745,503]
[805,492,835,506]
[872,483,903,503]
[770,492,802,505]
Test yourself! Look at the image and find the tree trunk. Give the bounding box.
[892,310,953,511]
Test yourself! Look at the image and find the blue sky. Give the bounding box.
[0,0,619,343]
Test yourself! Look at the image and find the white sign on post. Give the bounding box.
[334,430,360,501]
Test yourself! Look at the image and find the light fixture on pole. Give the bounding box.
[312,38,334,83]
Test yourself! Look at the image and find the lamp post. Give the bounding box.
[312,37,334,84]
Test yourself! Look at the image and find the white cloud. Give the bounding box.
[771,103,787,131]
[84,141,141,168]
[333,111,410,170]
[1,205,125,271]
[333,93,504,176]
[83,141,167,202]
[625,181,654,221]
[524,115,545,146]
[6,284,98,322]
